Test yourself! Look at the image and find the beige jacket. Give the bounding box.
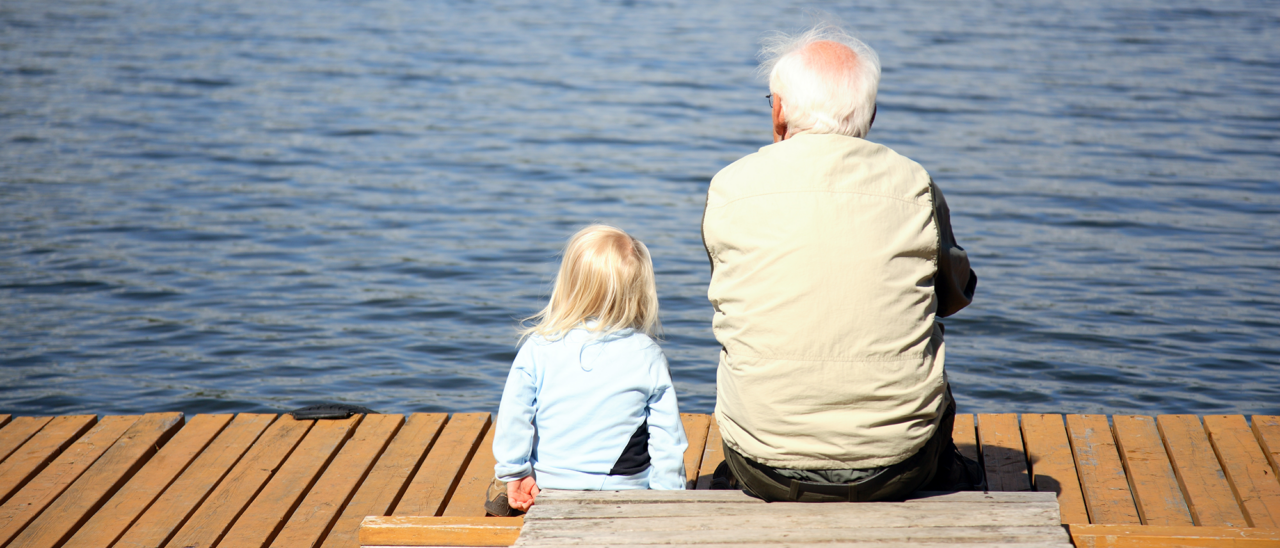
[703,133,976,470]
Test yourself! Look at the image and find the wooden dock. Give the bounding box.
[0,412,1277,547]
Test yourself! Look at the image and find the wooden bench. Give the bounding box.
[361,489,1073,547]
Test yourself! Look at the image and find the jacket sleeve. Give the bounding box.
[493,344,538,482]
[932,181,978,318]
[645,349,688,490]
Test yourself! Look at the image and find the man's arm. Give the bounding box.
[932,181,977,318]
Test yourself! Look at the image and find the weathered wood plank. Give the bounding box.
[1204,415,1280,528]
[1020,414,1088,524]
[978,413,1031,491]
[165,414,313,548]
[517,527,1070,545]
[271,413,402,548]
[679,413,710,490]
[110,413,278,548]
[0,415,96,505]
[5,412,183,548]
[1111,415,1193,526]
[360,516,523,547]
[517,504,1068,543]
[394,413,490,517]
[1250,416,1280,488]
[515,543,1070,548]
[526,499,1062,521]
[1157,414,1247,527]
[517,524,1071,547]
[0,416,52,464]
[442,416,497,517]
[694,416,724,491]
[219,415,362,548]
[1067,524,1280,547]
[320,413,446,548]
[0,417,9,430]
[953,413,980,465]
[532,489,1058,505]
[61,414,231,548]
[1065,414,1140,524]
[0,414,138,546]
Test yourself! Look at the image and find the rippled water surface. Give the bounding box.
[3,0,1278,416]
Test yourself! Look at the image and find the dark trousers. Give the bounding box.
[722,396,981,502]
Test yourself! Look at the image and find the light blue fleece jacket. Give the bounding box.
[493,327,687,490]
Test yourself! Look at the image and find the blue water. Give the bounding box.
[2,0,1278,417]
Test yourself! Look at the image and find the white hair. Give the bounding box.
[759,22,881,138]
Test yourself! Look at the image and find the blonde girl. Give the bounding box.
[488,225,687,515]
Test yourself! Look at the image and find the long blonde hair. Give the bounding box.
[522,225,660,341]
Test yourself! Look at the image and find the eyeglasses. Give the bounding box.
[766,94,773,108]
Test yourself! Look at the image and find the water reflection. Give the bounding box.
[1,0,1277,416]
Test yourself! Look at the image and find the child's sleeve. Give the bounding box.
[645,348,688,490]
[493,344,538,482]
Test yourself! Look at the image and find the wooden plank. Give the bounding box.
[0,415,96,505]
[534,488,1058,504]
[3,412,183,548]
[514,540,1071,548]
[953,413,980,464]
[679,413,710,489]
[271,413,402,548]
[111,413,277,548]
[1204,415,1280,528]
[977,413,1030,491]
[0,416,51,464]
[1065,414,1140,524]
[523,488,1071,547]
[359,516,523,547]
[1252,416,1280,488]
[516,494,1068,543]
[61,414,231,548]
[694,415,724,490]
[320,413,446,548]
[520,520,1068,544]
[518,524,1070,546]
[517,541,1069,548]
[165,414,313,548]
[1021,413,1089,524]
[0,414,138,545]
[1157,414,1247,527]
[442,415,497,517]
[519,491,1072,546]
[394,413,490,517]
[1068,524,1280,548]
[526,499,1063,521]
[0,417,9,430]
[1111,415,1193,526]
[219,415,362,548]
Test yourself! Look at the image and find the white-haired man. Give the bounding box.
[702,24,980,502]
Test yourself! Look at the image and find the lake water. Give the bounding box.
[2,0,1278,417]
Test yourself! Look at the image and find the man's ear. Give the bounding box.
[772,93,787,142]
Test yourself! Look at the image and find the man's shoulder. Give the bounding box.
[708,134,932,206]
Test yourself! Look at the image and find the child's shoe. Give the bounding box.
[484,478,524,517]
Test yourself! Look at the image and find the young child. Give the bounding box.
[488,225,687,516]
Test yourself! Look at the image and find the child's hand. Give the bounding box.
[507,475,540,512]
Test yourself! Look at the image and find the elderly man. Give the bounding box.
[702,24,980,502]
